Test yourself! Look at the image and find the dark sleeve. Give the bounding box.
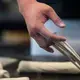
[37,0,61,4]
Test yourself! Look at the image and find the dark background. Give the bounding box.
[37,0,80,18]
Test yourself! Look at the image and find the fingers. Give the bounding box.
[43,47,54,53]
[39,24,66,41]
[33,33,54,53]
[46,7,66,28]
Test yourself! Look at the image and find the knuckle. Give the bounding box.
[29,31,35,37]
[29,27,38,37]
[45,6,53,15]
[48,6,53,11]
[49,35,53,41]
[48,35,57,42]
[31,25,38,31]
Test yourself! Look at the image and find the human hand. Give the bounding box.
[18,1,66,53]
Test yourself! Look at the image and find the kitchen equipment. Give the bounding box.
[52,41,80,70]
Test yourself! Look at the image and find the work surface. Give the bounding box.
[20,73,80,80]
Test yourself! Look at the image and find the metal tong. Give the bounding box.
[52,41,80,70]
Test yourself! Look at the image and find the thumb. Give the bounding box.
[46,7,66,28]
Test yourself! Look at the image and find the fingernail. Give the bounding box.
[59,23,66,27]
[61,37,66,41]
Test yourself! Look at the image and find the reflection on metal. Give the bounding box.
[52,41,80,70]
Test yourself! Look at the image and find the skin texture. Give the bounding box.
[17,0,66,53]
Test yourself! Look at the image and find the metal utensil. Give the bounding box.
[52,41,80,70]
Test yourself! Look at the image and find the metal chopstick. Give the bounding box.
[52,41,80,70]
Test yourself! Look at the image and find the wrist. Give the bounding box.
[17,0,37,13]
[17,0,36,4]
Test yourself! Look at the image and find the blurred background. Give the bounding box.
[0,0,80,61]
[0,0,30,59]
